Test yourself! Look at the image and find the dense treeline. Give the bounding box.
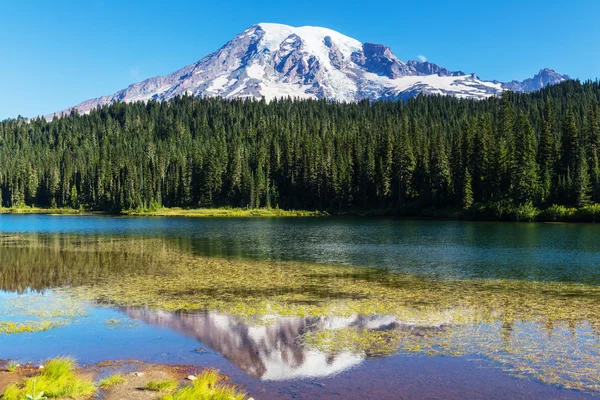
[1,80,600,219]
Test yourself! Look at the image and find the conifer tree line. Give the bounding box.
[1,80,599,217]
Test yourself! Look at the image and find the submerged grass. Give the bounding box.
[4,234,600,393]
[62,244,600,392]
[160,370,246,400]
[0,293,89,335]
[0,321,58,334]
[2,357,95,400]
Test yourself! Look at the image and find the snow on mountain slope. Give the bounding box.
[48,23,570,118]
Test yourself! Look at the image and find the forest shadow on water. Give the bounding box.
[1,229,600,398]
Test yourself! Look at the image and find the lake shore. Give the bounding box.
[0,206,325,218]
[1,204,600,222]
[0,358,248,400]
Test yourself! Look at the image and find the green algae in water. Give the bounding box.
[0,321,58,334]
[0,293,89,335]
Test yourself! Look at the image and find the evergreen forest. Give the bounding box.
[2,80,600,221]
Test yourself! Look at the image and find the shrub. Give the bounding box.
[512,202,541,222]
[539,204,577,222]
[576,204,600,222]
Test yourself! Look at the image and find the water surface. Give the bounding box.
[1,214,600,399]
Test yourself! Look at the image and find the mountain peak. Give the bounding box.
[47,23,571,118]
[501,68,570,93]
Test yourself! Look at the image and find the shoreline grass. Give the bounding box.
[161,370,246,400]
[145,379,178,392]
[0,206,84,215]
[2,357,95,400]
[122,207,326,217]
[98,373,126,388]
[1,203,600,222]
[0,206,325,218]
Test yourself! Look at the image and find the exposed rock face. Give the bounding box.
[47,23,570,118]
[406,60,465,77]
[352,43,412,78]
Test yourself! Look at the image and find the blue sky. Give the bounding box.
[1,0,598,119]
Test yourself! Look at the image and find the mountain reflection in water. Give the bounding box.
[121,308,438,380]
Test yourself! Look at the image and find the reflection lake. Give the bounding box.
[1,214,600,399]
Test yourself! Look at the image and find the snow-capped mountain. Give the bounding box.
[49,23,570,118]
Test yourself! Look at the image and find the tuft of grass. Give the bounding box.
[2,357,96,400]
[145,379,178,392]
[6,360,19,372]
[98,373,126,388]
[161,370,246,400]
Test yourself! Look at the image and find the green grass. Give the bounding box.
[145,379,178,392]
[0,205,325,217]
[6,361,19,372]
[160,370,245,400]
[2,357,95,400]
[123,206,325,217]
[0,206,83,215]
[98,373,126,388]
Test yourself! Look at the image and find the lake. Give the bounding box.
[1,214,600,399]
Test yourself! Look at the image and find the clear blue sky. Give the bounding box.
[1,0,598,119]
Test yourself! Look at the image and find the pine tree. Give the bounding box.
[538,99,555,202]
[511,113,539,204]
[586,102,600,202]
[392,116,415,205]
[574,146,591,207]
[462,167,473,210]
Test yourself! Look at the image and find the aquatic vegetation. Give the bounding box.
[0,293,88,335]
[98,373,126,388]
[300,328,405,357]
[2,357,96,400]
[0,293,88,319]
[67,246,600,392]
[104,318,139,329]
[145,379,178,392]
[161,370,246,400]
[4,234,600,392]
[0,321,58,334]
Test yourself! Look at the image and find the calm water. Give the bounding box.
[1,214,600,399]
[2,214,600,283]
